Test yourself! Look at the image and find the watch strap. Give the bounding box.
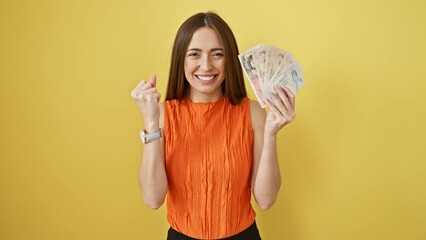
[140,128,162,144]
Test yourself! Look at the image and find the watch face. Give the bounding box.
[140,130,148,144]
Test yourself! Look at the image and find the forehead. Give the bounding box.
[188,27,223,49]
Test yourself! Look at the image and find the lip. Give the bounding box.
[195,74,218,82]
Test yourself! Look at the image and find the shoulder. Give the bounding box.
[163,98,184,108]
[162,99,176,112]
[161,99,184,127]
[249,99,266,129]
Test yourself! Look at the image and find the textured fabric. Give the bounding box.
[164,96,256,239]
[167,220,261,240]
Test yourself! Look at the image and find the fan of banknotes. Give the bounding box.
[238,44,305,108]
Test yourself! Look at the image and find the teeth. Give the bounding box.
[197,75,215,81]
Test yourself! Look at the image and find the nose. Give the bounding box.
[199,54,213,71]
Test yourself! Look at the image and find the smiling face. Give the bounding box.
[184,27,226,102]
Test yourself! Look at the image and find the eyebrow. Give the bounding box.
[187,48,224,52]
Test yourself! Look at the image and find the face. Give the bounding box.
[184,27,225,102]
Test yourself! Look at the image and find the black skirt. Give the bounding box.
[166,220,262,240]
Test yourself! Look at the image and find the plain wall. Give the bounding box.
[1,0,425,239]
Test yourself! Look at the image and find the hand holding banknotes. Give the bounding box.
[239,44,302,134]
[264,85,296,135]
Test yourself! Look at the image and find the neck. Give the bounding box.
[188,90,223,103]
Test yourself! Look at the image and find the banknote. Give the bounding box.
[238,44,266,108]
[264,46,287,89]
[239,44,305,108]
[264,64,302,97]
[253,46,268,89]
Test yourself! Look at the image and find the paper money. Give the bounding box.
[238,44,266,107]
[239,44,305,108]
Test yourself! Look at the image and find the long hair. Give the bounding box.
[165,12,247,105]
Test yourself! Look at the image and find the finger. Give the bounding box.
[135,79,146,89]
[271,90,295,122]
[264,98,282,117]
[131,89,141,98]
[132,87,158,100]
[281,86,295,109]
[149,74,156,87]
[143,87,158,94]
[140,81,154,91]
[154,92,161,102]
[131,79,153,98]
[269,91,287,116]
[137,76,156,91]
[155,92,161,102]
[144,92,161,102]
[281,111,294,123]
[131,80,146,97]
[275,85,293,114]
[267,97,293,124]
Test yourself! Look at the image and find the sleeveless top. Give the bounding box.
[164,96,256,239]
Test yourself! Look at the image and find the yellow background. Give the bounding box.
[1,0,425,239]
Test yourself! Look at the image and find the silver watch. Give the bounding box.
[140,128,162,144]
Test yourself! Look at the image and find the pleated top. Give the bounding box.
[164,96,256,239]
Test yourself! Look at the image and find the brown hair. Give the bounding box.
[165,12,247,105]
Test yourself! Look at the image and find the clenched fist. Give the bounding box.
[130,74,161,123]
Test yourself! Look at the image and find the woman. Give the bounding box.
[131,12,295,240]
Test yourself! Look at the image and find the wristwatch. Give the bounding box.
[140,128,162,144]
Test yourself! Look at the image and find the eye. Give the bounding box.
[187,52,199,57]
[212,52,224,58]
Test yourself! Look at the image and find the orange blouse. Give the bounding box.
[164,96,256,239]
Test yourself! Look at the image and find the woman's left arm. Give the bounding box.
[250,85,296,210]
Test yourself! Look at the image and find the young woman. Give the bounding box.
[131,12,296,240]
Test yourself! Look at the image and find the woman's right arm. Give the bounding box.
[131,75,168,209]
